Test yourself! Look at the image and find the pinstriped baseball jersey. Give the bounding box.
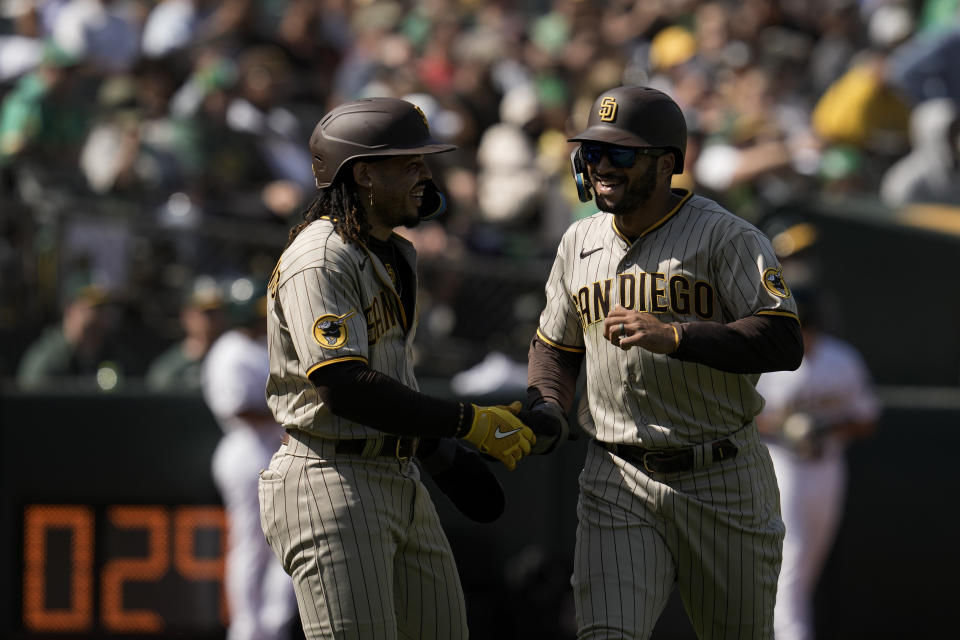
[537,190,798,447]
[260,215,469,639]
[266,217,418,437]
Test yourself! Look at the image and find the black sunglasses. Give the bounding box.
[581,143,665,168]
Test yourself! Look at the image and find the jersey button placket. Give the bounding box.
[615,232,633,272]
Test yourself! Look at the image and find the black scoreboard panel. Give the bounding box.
[1,390,227,638]
[4,388,960,639]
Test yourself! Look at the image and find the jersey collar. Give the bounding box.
[611,189,692,244]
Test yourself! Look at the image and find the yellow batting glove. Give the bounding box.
[461,404,536,470]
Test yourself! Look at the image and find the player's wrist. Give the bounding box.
[670,323,682,354]
[453,402,475,438]
[461,403,488,443]
[523,401,569,455]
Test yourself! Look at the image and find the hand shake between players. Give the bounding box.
[460,403,535,470]
[460,400,573,469]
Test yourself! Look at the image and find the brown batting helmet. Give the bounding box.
[309,97,456,188]
[568,86,687,173]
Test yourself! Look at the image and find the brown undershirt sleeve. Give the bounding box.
[670,314,803,374]
[309,361,472,437]
[526,336,584,412]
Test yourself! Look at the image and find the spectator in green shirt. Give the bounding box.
[0,40,88,169]
[16,275,129,390]
[145,277,227,392]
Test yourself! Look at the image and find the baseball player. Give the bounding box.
[520,86,804,639]
[756,288,880,640]
[257,97,535,639]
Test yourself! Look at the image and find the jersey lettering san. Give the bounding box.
[364,286,404,345]
[573,271,716,330]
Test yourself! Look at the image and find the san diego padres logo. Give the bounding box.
[313,311,356,349]
[598,96,618,122]
[762,267,791,298]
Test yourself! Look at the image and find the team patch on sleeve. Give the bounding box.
[762,267,791,298]
[313,311,356,349]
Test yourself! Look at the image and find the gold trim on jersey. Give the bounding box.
[612,218,631,244]
[268,259,281,299]
[306,356,368,377]
[313,311,356,349]
[757,309,799,321]
[610,189,693,243]
[536,328,585,353]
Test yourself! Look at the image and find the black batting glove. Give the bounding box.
[518,402,570,455]
[418,438,505,523]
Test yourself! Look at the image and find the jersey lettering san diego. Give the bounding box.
[538,190,798,448]
[265,218,417,438]
[573,271,716,328]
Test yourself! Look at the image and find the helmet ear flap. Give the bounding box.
[570,147,593,202]
[418,179,447,220]
[311,157,326,188]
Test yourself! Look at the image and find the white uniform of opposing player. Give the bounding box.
[757,334,880,640]
[203,327,296,640]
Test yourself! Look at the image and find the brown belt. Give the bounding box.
[282,431,418,460]
[602,438,738,474]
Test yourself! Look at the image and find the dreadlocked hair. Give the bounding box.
[285,171,370,249]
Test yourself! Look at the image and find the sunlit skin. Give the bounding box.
[587,146,685,353]
[353,154,433,240]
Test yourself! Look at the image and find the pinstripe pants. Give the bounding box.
[258,438,468,639]
[573,426,784,640]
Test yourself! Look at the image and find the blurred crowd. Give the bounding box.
[2,0,960,391]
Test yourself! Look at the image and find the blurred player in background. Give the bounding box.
[757,288,880,640]
[202,275,296,640]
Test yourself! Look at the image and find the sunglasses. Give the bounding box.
[580,143,665,168]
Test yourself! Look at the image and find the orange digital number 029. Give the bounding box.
[22,504,227,633]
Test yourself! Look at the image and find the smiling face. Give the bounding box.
[587,147,664,215]
[357,154,433,235]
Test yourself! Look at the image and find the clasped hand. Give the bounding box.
[461,403,536,470]
[603,305,678,353]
